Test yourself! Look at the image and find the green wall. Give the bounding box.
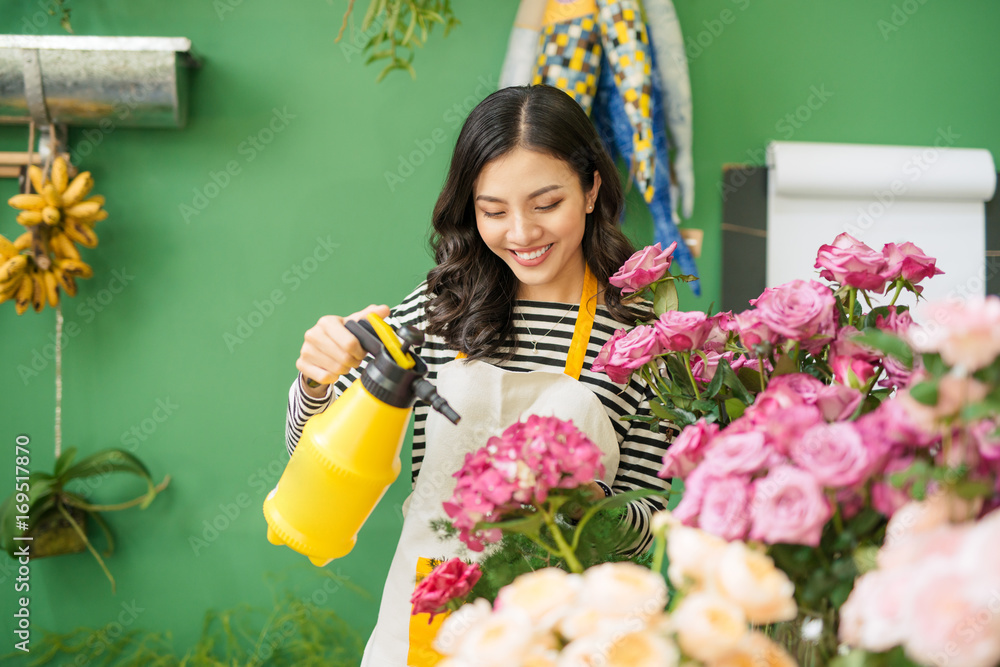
[2,0,999,660]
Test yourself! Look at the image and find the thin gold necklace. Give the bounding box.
[521,303,576,354]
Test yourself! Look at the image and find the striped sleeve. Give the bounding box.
[284,283,432,459]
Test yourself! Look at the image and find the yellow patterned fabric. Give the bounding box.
[542,0,598,26]
[531,14,603,112]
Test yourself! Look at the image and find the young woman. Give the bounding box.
[285,85,677,666]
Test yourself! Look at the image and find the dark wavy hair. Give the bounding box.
[425,85,648,360]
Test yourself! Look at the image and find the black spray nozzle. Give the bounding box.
[414,378,461,425]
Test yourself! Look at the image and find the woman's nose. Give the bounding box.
[507,211,542,246]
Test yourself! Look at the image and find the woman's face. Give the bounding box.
[473,147,601,303]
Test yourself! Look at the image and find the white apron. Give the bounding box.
[361,268,620,667]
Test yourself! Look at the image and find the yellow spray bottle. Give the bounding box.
[263,314,460,566]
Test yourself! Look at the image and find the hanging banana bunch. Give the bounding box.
[1,156,104,315]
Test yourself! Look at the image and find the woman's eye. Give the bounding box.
[482,210,505,219]
[537,200,562,212]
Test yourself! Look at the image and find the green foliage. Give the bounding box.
[343,0,460,82]
[0,446,169,592]
[0,592,363,666]
[831,647,923,667]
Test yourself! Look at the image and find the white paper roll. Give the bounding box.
[767,141,997,201]
[764,141,997,317]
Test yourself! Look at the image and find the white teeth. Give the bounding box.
[513,244,552,260]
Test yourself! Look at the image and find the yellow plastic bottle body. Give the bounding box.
[263,379,411,566]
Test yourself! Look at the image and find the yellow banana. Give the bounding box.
[16,210,43,226]
[64,220,98,248]
[27,165,46,193]
[42,206,61,226]
[0,235,15,260]
[13,232,32,252]
[61,172,93,207]
[51,157,68,193]
[42,183,62,208]
[53,265,78,298]
[30,271,45,312]
[8,194,45,211]
[65,201,102,219]
[49,232,80,261]
[85,194,105,207]
[0,255,28,283]
[42,269,59,307]
[15,275,33,315]
[69,209,108,226]
[59,258,94,279]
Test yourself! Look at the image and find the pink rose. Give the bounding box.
[411,558,482,619]
[609,324,662,368]
[855,398,938,451]
[830,326,881,363]
[591,328,633,384]
[691,350,747,384]
[870,454,916,518]
[703,312,735,352]
[733,309,781,353]
[654,310,713,352]
[814,383,864,422]
[970,419,1000,463]
[814,233,889,292]
[912,296,1000,372]
[609,242,677,294]
[757,404,824,456]
[830,354,877,389]
[880,241,943,286]
[697,476,753,541]
[749,465,832,546]
[749,280,837,353]
[660,419,720,478]
[874,306,914,336]
[702,430,777,476]
[789,422,873,488]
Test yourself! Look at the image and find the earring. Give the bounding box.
[587,204,593,212]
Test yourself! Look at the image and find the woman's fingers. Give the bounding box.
[296,305,392,385]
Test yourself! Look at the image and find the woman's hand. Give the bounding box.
[565,481,609,521]
[295,304,391,398]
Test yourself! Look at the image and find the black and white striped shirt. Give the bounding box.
[286,282,677,554]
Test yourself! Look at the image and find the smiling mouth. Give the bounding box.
[511,244,553,261]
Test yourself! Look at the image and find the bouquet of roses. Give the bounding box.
[428,515,800,667]
[593,233,1000,664]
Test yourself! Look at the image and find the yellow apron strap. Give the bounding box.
[454,264,597,380]
[407,557,448,667]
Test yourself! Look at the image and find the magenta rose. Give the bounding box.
[749,280,837,353]
[697,475,753,541]
[411,558,482,619]
[660,419,720,478]
[830,354,877,389]
[814,233,889,292]
[789,422,874,488]
[609,242,677,294]
[653,310,713,352]
[881,241,943,286]
[749,465,833,546]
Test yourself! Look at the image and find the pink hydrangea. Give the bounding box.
[443,415,605,551]
[609,242,677,294]
[749,280,838,353]
[411,558,482,619]
[814,233,889,292]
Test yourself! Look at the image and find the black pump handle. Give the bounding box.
[345,319,384,357]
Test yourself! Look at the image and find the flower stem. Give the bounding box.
[757,356,767,392]
[540,505,583,573]
[643,365,670,407]
[651,533,666,575]
[681,352,702,401]
[888,281,904,307]
[847,288,857,327]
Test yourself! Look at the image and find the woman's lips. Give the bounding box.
[509,243,553,266]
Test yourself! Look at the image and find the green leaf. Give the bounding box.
[724,398,746,420]
[62,449,156,508]
[653,280,679,315]
[772,352,798,376]
[703,360,726,399]
[719,359,754,405]
[851,329,914,369]
[53,447,78,479]
[908,379,939,406]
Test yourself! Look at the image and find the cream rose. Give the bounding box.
[666,525,728,590]
[671,592,748,662]
[707,631,797,667]
[495,568,581,630]
[713,543,797,624]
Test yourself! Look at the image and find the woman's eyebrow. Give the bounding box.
[474,184,564,204]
